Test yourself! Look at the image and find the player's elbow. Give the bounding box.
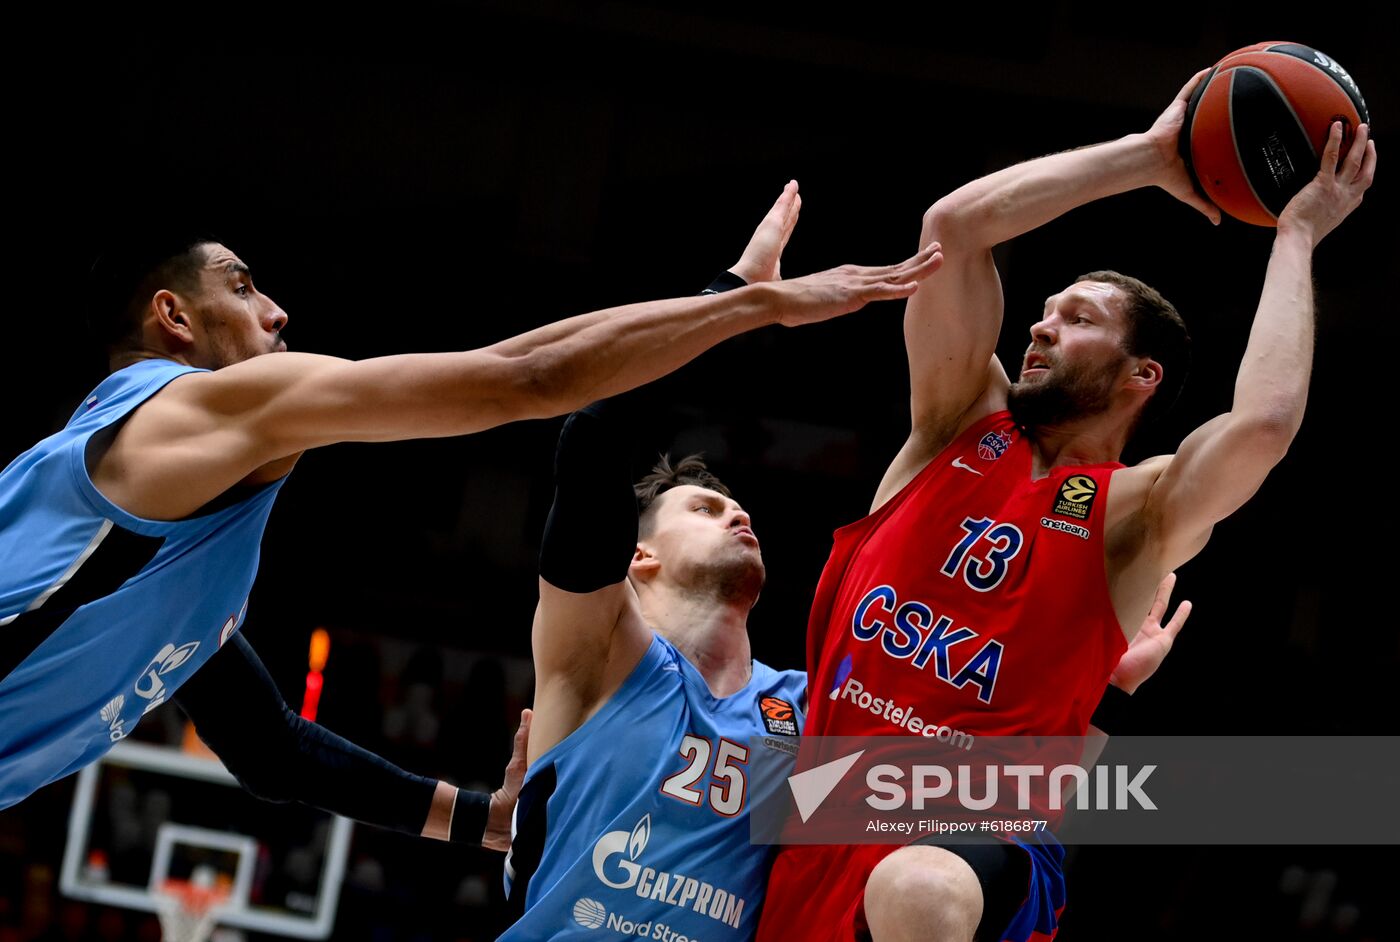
[921,196,990,249]
[233,768,296,805]
[1229,411,1299,466]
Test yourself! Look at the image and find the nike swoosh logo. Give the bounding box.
[951,457,983,476]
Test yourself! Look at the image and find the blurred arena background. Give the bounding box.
[2,3,1395,940]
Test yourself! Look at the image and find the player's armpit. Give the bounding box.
[1142,411,1295,569]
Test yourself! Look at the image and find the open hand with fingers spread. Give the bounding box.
[765,243,944,328]
[1109,572,1193,694]
[1279,121,1377,245]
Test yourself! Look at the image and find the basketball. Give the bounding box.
[1181,42,1370,227]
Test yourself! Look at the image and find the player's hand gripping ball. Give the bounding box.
[1181,42,1370,226]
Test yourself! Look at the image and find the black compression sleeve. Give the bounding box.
[451,788,491,843]
[175,635,488,842]
[1089,683,1133,734]
[538,400,640,593]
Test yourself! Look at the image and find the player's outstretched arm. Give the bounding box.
[174,635,530,849]
[1144,122,1376,570]
[100,221,936,520]
[878,71,1220,509]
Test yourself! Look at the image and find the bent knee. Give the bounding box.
[865,846,982,941]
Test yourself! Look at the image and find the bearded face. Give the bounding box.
[1007,345,1128,429]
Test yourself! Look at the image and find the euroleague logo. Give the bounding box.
[1052,475,1098,521]
[976,430,1011,461]
[760,697,798,736]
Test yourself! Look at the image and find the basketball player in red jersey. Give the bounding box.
[756,73,1377,942]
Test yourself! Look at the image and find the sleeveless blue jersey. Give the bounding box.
[0,359,286,808]
[502,633,808,941]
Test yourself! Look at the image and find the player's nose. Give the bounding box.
[1029,318,1056,345]
[266,304,289,333]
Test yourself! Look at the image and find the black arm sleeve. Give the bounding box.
[174,634,488,842]
[538,270,747,593]
[1088,683,1132,734]
[538,398,642,593]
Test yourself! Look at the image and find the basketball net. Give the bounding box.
[156,869,230,942]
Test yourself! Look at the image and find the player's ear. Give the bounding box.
[1126,356,1162,392]
[152,289,195,345]
[629,543,661,582]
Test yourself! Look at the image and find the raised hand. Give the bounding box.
[483,708,532,852]
[1278,121,1377,245]
[1109,572,1192,694]
[769,243,944,327]
[731,180,802,285]
[1146,68,1224,225]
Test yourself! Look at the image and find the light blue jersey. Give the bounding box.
[501,633,807,942]
[0,359,286,808]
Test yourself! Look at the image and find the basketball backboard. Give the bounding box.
[59,740,353,939]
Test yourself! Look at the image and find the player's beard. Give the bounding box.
[1007,354,1122,429]
[683,552,766,609]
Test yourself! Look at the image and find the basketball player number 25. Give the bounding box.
[940,516,1024,592]
[661,735,748,816]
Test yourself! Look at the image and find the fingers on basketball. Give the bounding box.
[1178,67,1212,101]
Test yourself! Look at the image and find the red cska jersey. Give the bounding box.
[755,412,1128,942]
[804,410,1127,741]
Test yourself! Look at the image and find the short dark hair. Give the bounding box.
[1077,270,1191,429]
[85,234,217,353]
[635,454,732,536]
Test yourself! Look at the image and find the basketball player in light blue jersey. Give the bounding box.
[0,217,945,814]
[502,188,1195,940]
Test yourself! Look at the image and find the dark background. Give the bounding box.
[2,3,1395,940]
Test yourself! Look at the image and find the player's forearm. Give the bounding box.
[1228,227,1315,441]
[924,134,1164,250]
[488,286,778,416]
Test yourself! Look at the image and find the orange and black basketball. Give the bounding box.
[1181,42,1370,227]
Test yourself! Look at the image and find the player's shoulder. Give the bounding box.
[161,352,345,401]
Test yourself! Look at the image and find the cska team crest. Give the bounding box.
[977,430,1012,461]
